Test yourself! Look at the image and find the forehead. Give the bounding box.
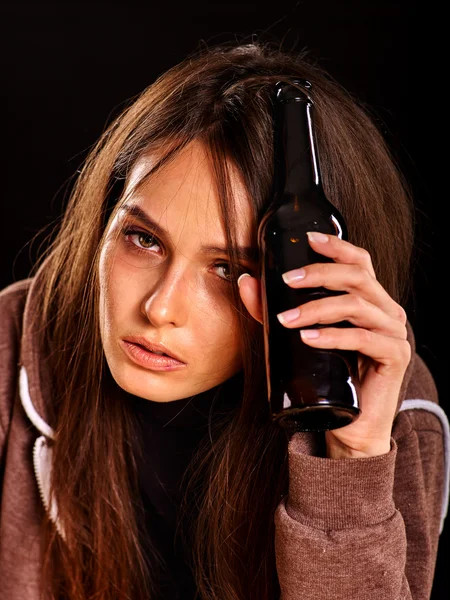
[122,141,254,243]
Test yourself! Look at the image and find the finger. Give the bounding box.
[282,262,407,324]
[299,326,411,372]
[305,232,377,278]
[276,293,407,339]
[237,273,263,324]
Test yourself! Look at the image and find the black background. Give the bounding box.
[0,1,447,597]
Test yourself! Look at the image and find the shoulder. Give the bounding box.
[394,348,446,442]
[0,278,32,442]
[395,343,443,437]
[0,278,32,335]
[0,277,32,301]
[392,352,449,536]
[0,277,33,358]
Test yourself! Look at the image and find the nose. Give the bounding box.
[140,263,190,326]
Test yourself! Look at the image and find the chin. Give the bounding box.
[112,365,188,402]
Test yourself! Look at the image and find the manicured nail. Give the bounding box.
[300,329,320,339]
[282,268,306,284]
[237,273,251,288]
[277,307,300,324]
[307,231,328,243]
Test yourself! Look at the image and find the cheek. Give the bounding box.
[197,308,243,366]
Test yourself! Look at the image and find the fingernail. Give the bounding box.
[307,231,328,243]
[300,329,320,339]
[277,307,300,324]
[282,268,306,283]
[237,273,251,288]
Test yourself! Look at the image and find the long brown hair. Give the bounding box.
[30,41,414,599]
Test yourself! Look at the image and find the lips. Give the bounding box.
[121,341,186,371]
[122,336,185,363]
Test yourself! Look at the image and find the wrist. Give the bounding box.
[326,438,392,459]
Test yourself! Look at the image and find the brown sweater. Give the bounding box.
[0,273,449,600]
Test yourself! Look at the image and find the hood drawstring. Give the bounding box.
[19,366,66,541]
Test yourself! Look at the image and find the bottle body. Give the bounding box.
[257,81,361,433]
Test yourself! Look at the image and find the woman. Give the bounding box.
[0,42,448,600]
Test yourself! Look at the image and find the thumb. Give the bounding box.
[237,273,263,325]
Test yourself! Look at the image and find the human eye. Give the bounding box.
[213,262,248,283]
[120,226,161,255]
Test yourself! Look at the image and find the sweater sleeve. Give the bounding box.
[274,401,447,599]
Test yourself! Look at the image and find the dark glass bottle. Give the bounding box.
[257,80,361,433]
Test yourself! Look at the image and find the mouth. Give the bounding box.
[122,336,185,363]
[136,344,169,357]
[120,340,187,371]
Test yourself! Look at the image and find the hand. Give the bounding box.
[238,231,411,459]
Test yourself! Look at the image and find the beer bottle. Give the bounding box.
[257,80,361,433]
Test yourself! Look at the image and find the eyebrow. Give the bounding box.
[119,204,259,263]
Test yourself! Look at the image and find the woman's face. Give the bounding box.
[98,140,257,402]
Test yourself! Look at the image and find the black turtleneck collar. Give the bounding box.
[125,369,244,430]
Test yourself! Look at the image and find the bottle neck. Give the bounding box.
[274,97,323,198]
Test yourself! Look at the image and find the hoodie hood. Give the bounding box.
[17,260,60,537]
[18,255,57,438]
